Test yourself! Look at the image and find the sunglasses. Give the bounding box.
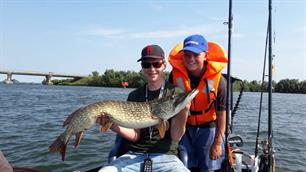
[141,61,164,69]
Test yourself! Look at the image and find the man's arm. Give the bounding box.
[0,151,13,172]
[168,79,190,142]
[210,110,226,160]
[110,125,140,142]
[170,104,190,142]
[210,76,227,160]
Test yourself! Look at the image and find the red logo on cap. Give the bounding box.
[146,46,153,55]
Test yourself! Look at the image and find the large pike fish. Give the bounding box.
[49,89,198,161]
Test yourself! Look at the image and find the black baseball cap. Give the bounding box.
[137,44,165,62]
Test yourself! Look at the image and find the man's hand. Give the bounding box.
[96,113,115,133]
[210,143,222,160]
[210,110,226,160]
[96,113,109,126]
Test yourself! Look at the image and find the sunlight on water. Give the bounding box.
[0,84,305,171]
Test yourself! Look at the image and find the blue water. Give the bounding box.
[0,84,305,172]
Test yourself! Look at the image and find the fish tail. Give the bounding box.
[49,136,67,161]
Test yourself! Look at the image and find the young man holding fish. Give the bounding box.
[98,44,191,172]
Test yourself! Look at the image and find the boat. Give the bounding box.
[120,81,129,88]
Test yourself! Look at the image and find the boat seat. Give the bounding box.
[108,134,188,167]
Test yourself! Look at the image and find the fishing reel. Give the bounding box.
[228,134,244,147]
[257,138,276,172]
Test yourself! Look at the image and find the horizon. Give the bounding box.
[1,0,305,83]
[0,68,305,84]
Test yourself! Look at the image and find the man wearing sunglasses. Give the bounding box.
[98,44,190,172]
[168,35,227,172]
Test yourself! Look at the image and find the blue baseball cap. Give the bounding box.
[182,34,208,54]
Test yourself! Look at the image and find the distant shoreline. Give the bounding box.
[2,70,305,94]
[1,79,305,94]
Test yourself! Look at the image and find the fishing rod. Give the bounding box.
[268,0,274,171]
[225,0,233,171]
[255,15,269,158]
[255,1,275,171]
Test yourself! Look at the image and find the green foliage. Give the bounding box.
[233,79,304,94]
[274,79,305,93]
[53,69,147,88]
[300,80,306,94]
[91,71,99,77]
[52,70,306,94]
[232,81,244,92]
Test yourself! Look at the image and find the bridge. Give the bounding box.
[0,70,88,85]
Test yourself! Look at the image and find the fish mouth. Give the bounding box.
[174,89,198,112]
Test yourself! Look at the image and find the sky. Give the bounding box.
[0,0,305,83]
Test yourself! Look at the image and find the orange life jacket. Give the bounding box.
[168,41,227,126]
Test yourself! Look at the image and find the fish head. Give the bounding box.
[151,89,198,119]
[172,88,198,115]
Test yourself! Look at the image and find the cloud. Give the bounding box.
[129,30,188,39]
[129,25,226,39]
[82,23,233,40]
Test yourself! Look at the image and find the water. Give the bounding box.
[0,84,305,172]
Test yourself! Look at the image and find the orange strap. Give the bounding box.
[227,143,234,168]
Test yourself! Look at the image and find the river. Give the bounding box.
[0,84,305,172]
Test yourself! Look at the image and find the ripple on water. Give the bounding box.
[1,86,306,171]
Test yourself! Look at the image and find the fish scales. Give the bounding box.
[98,101,158,128]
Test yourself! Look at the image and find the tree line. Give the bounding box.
[52,69,306,94]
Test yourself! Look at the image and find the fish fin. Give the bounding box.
[74,131,84,148]
[158,120,169,139]
[61,143,67,161]
[100,122,113,133]
[49,136,68,161]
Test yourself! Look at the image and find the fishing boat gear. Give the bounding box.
[223,0,276,172]
[230,80,245,132]
[222,73,245,133]
[221,77,246,172]
[253,0,276,171]
[255,12,270,159]
[224,0,233,170]
[267,1,275,171]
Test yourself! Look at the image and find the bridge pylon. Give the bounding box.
[43,74,53,85]
[4,73,13,84]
